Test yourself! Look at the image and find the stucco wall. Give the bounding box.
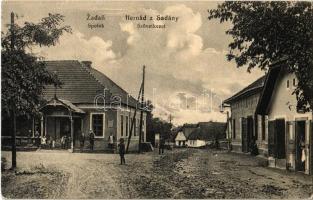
[267,71,312,174]
[268,72,312,121]
[230,93,261,152]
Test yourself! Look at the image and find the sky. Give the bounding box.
[2,1,265,126]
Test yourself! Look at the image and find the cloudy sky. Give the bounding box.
[2,1,264,125]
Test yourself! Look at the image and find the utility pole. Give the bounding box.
[11,12,17,169]
[138,66,145,153]
[126,84,142,153]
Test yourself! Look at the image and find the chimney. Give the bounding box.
[82,61,92,68]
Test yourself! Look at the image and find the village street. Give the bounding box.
[2,148,313,199]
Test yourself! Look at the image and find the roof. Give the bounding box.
[187,122,226,140]
[224,75,266,104]
[255,63,283,115]
[183,123,199,128]
[43,60,138,108]
[88,68,138,108]
[42,98,85,113]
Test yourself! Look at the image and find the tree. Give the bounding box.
[1,13,71,168]
[208,2,313,111]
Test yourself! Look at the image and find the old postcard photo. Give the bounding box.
[1,0,313,199]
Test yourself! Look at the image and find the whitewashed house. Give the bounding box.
[175,131,187,147]
[187,122,226,148]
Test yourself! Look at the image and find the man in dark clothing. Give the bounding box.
[89,129,95,151]
[118,138,126,165]
[79,131,85,152]
[159,137,165,155]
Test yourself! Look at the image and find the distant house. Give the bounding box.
[174,131,187,147]
[223,76,266,154]
[2,60,147,152]
[187,122,226,148]
[255,61,313,175]
[182,123,198,139]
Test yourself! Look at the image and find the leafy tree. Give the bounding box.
[1,13,71,168]
[208,2,313,111]
[151,117,173,141]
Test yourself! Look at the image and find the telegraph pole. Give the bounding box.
[11,12,17,169]
[126,84,142,153]
[138,66,145,153]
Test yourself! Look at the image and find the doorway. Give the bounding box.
[296,121,306,172]
[73,118,82,148]
[242,116,254,153]
[275,119,286,159]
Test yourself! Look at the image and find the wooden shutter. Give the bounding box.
[241,118,248,153]
[276,119,286,159]
[268,120,276,157]
[286,121,296,169]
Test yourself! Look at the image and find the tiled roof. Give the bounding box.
[88,68,138,108]
[223,75,266,104]
[187,122,226,140]
[43,60,138,107]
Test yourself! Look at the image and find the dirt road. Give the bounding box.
[2,148,313,199]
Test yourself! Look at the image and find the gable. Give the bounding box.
[175,132,186,141]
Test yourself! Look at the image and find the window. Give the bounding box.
[120,115,124,137]
[287,80,290,88]
[233,119,236,139]
[91,114,104,137]
[125,116,129,136]
[293,78,296,87]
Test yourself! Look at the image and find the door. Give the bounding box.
[241,118,248,153]
[275,119,286,159]
[73,118,82,147]
[247,116,254,149]
[268,120,276,157]
[295,121,305,171]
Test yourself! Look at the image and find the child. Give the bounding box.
[118,138,126,165]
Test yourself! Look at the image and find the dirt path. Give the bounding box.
[2,149,313,199]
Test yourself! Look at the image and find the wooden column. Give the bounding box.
[70,112,74,152]
[41,116,44,137]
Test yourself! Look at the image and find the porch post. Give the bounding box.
[40,115,44,137]
[70,112,74,152]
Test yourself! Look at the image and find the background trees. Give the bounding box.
[1,13,71,168]
[208,2,313,111]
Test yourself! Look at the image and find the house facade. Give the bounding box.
[223,76,267,154]
[174,131,187,147]
[256,63,313,175]
[2,60,147,152]
[187,122,226,148]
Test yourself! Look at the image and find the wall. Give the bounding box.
[267,71,312,174]
[187,139,206,147]
[230,92,261,152]
[116,107,147,152]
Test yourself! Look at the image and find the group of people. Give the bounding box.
[78,129,95,151]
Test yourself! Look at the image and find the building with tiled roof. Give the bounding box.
[223,75,266,153]
[39,60,147,152]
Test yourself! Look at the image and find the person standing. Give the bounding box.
[79,131,85,152]
[159,137,165,155]
[118,138,126,165]
[89,129,95,151]
[108,133,114,149]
